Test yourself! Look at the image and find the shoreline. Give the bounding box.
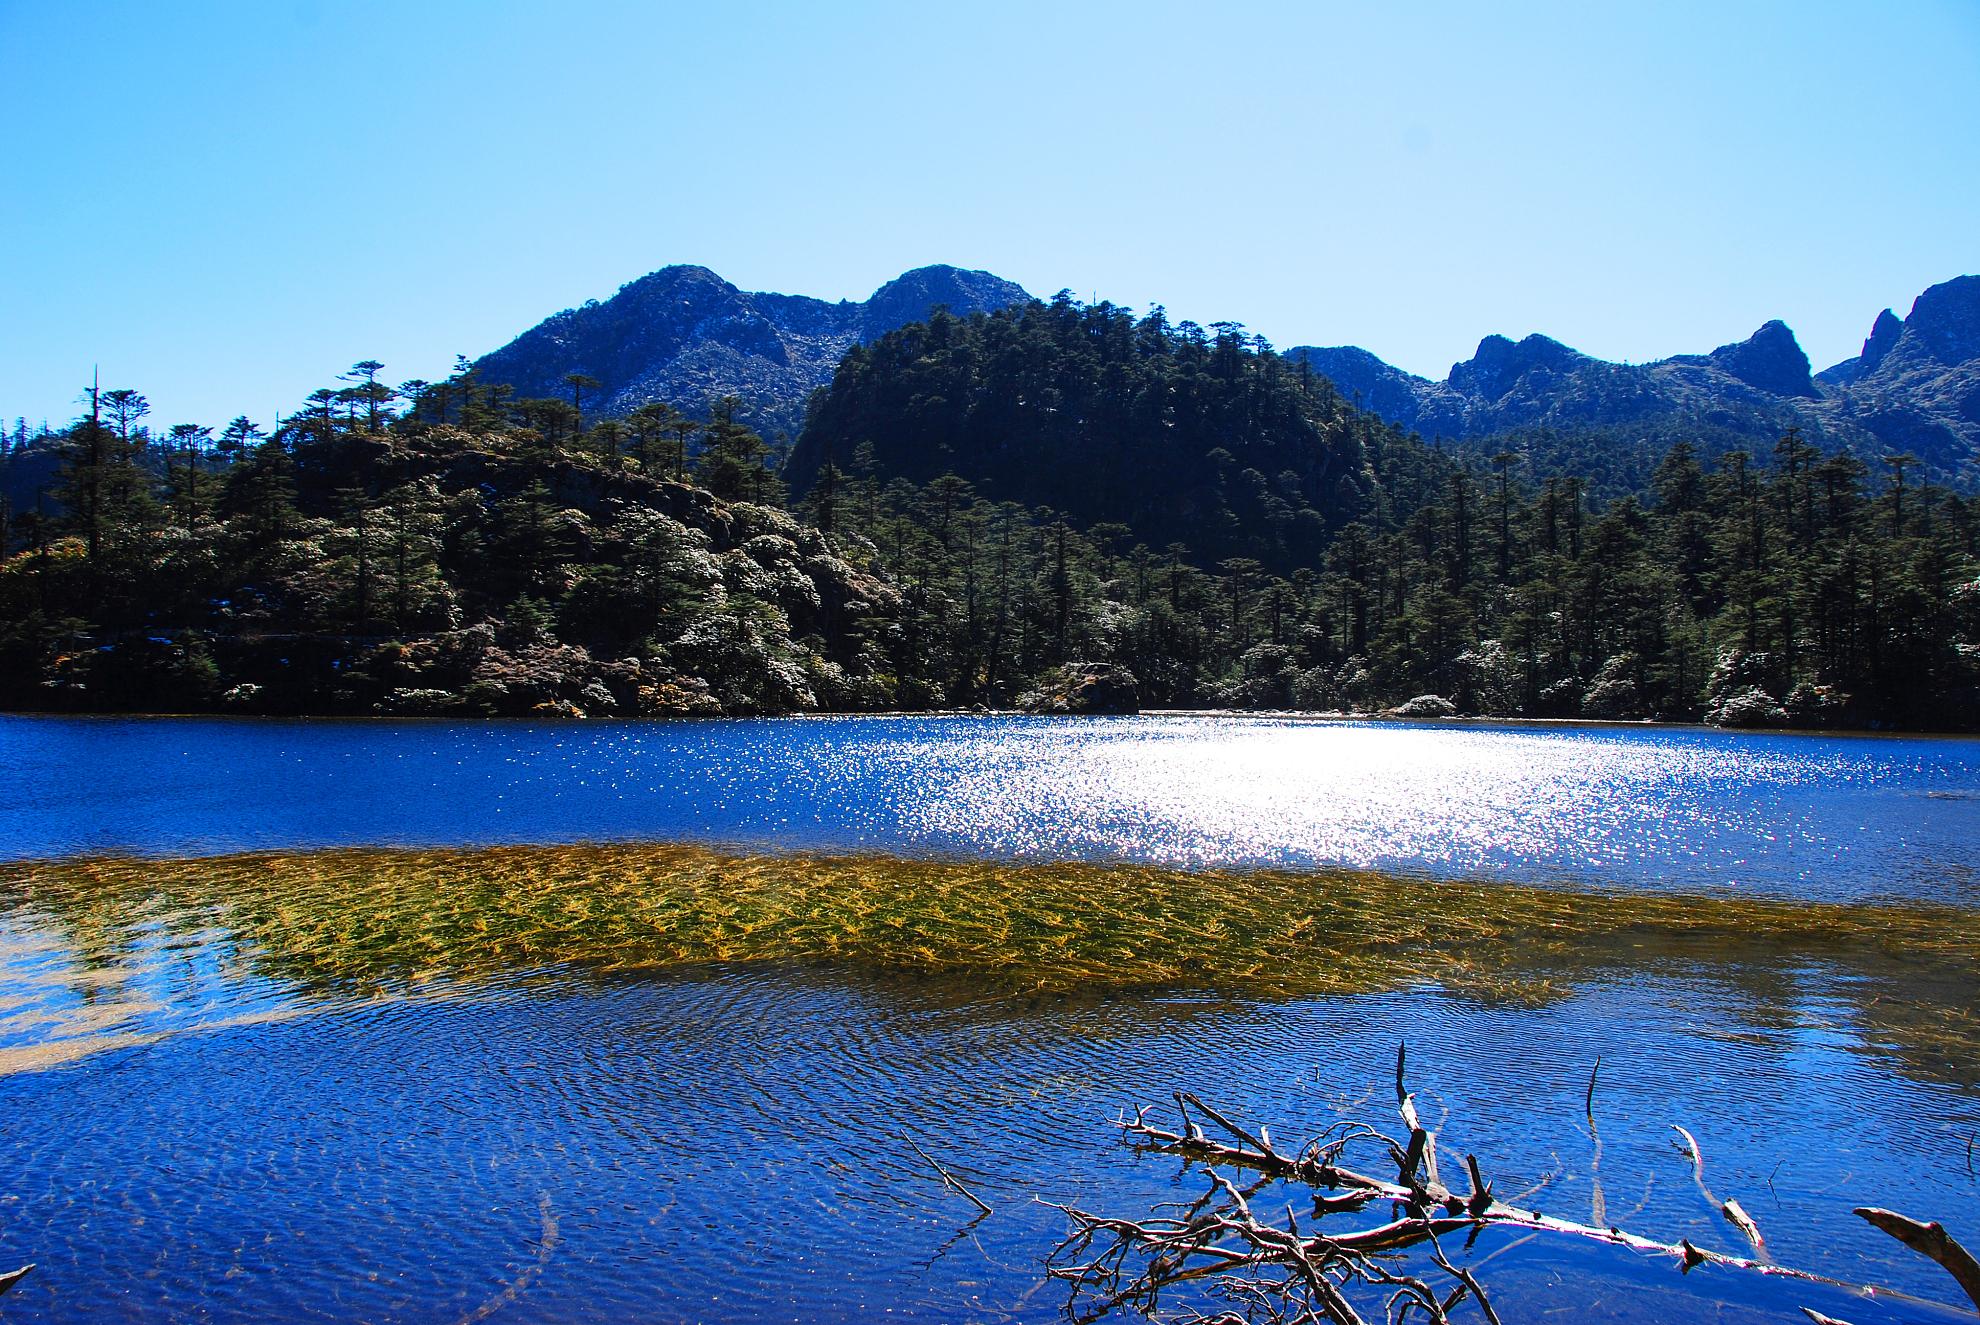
[1,704,1970,739]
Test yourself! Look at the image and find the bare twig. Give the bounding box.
[1723,1199,1769,1261]
[909,1138,994,1216]
[1672,1124,1768,1260]
[1585,1057,1605,1227]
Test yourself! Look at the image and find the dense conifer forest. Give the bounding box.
[2,298,1976,728]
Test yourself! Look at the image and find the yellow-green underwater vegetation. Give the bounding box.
[4,842,1977,1087]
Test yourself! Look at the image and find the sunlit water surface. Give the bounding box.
[3,713,1978,900]
[1,715,1977,1324]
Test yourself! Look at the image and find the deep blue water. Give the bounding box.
[3,713,1979,900]
[1,961,1974,1325]
[2,714,1977,1323]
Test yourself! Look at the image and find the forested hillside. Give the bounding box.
[786,297,1419,569]
[3,297,1977,728]
[789,302,1980,728]
[0,377,905,717]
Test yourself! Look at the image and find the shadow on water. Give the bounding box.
[1,844,1977,1323]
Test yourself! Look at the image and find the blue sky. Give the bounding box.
[1,0,1976,430]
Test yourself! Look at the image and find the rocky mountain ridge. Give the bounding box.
[472,264,1031,442]
[472,263,1978,486]
[1288,275,1980,482]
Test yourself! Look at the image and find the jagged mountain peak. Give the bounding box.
[1900,274,1980,366]
[1818,307,1906,389]
[474,263,1032,438]
[1864,308,1905,366]
[1449,333,1586,399]
[1703,318,1815,398]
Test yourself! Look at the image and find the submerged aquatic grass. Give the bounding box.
[4,841,1975,998]
[2,842,1977,1084]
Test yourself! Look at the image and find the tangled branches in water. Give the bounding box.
[1045,1046,1980,1325]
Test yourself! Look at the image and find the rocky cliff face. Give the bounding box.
[473,264,1031,440]
[1814,276,1980,471]
[1692,319,1817,398]
[1288,274,1980,484]
[1449,333,1590,400]
[1822,308,1905,388]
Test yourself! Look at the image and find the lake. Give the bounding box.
[1,714,1977,1324]
[4,713,1979,899]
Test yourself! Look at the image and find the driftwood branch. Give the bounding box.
[1854,1207,1980,1310]
[1047,1047,1980,1325]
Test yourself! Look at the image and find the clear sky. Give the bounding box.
[2,0,1976,431]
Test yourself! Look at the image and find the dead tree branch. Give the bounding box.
[1046,1046,1980,1325]
[1854,1207,1980,1311]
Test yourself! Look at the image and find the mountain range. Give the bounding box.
[471,263,1031,442]
[474,265,1979,487]
[1285,275,1980,484]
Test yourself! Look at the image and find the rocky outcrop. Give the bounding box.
[472,263,1030,440]
[1815,276,1980,475]
[1383,694,1458,719]
[1899,274,1980,366]
[1449,334,1589,400]
[1823,308,1906,388]
[1694,320,1816,398]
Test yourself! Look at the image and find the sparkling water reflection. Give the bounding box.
[3,714,1978,900]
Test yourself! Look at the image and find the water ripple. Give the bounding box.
[0,965,1972,1323]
